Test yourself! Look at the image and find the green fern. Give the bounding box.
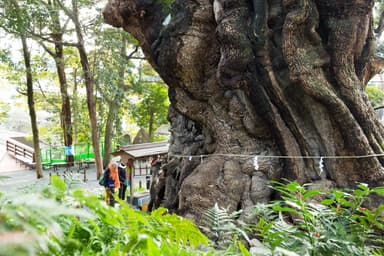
[201,203,248,249]
[251,181,384,256]
[0,177,211,256]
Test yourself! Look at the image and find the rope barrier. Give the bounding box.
[168,152,384,172]
[169,152,384,160]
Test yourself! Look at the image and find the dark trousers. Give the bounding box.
[105,188,115,207]
[119,184,127,201]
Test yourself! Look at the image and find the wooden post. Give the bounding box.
[129,160,134,204]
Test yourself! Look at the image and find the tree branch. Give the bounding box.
[37,41,55,57]
[36,81,61,112]
[54,0,75,22]
[16,87,27,96]
[374,105,384,110]
[29,30,80,47]
[126,45,139,59]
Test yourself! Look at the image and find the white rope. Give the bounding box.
[319,157,324,175]
[253,156,259,170]
[170,152,384,160]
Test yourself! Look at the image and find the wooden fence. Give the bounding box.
[6,137,35,168]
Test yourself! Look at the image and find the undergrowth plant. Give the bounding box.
[201,202,251,255]
[0,176,211,256]
[200,181,384,256]
[2,175,384,256]
[251,181,384,256]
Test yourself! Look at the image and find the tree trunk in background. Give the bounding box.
[102,35,127,167]
[47,0,74,165]
[104,0,384,220]
[72,0,103,179]
[103,102,117,168]
[21,35,43,179]
[148,110,154,140]
[72,68,79,145]
[54,41,74,165]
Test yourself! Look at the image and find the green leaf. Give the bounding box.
[303,190,321,199]
[272,205,299,214]
[321,199,335,206]
[238,241,251,256]
[147,238,161,255]
[50,175,67,199]
[371,186,384,196]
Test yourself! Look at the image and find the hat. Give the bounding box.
[112,156,121,162]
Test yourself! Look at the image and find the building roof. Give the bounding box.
[113,141,169,159]
[154,124,170,136]
[132,128,151,144]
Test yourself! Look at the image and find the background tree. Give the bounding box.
[131,63,169,140]
[57,0,103,178]
[0,0,43,178]
[93,29,135,167]
[104,0,384,220]
[28,0,75,164]
[366,85,384,108]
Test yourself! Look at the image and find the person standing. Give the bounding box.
[126,159,134,204]
[147,158,162,212]
[118,162,127,201]
[102,162,120,207]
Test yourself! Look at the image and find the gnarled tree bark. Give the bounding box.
[104,0,384,221]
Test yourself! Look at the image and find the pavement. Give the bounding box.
[0,160,149,198]
[0,152,28,172]
[0,163,101,193]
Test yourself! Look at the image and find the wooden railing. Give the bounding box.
[6,138,35,168]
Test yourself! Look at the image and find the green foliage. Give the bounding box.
[0,176,210,256]
[2,177,384,256]
[251,181,384,256]
[0,185,91,255]
[129,62,170,139]
[201,203,248,249]
[159,0,175,15]
[199,182,384,256]
[131,81,169,137]
[0,100,10,121]
[366,85,384,107]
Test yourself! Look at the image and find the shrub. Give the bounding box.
[0,176,210,256]
[251,181,384,256]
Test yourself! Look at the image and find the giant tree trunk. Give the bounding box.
[104,0,384,220]
[21,35,43,179]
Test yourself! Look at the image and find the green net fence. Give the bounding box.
[40,142,108,164]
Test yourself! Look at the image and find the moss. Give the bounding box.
[158,0,175,15]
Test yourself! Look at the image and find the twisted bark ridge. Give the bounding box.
[104,0,384,220]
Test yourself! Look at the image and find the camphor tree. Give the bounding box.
[104,0,384,220]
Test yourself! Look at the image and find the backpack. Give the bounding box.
[98,175,105,186]
[99,169,110,186]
